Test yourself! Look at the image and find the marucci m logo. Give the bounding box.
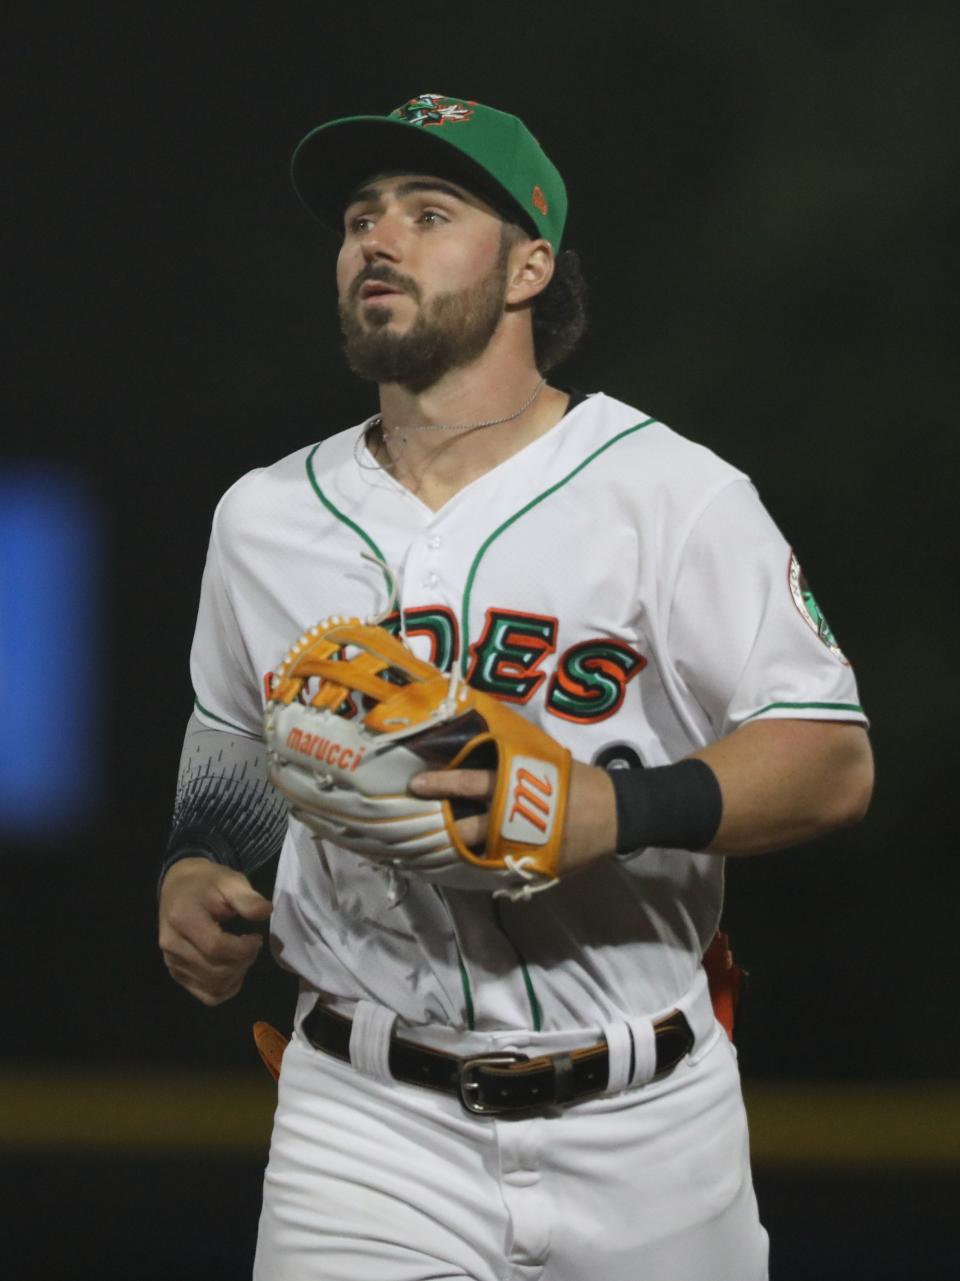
[508,767,553,833]
[501,756,559,845]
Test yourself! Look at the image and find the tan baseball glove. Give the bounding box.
[262,618,571,899]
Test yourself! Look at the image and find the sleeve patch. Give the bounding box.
[788,552,848,664]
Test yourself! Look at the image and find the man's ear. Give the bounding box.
[506,238,555,306]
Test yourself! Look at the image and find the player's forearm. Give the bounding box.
[570,719,873,875]
[690,719,874,856]
[160,712,290,886]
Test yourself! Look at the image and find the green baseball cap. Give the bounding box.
[291,93,567,250]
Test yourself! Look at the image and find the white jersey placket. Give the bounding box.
[391,489,550,1035]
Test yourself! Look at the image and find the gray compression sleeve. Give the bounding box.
[159,712,289,884]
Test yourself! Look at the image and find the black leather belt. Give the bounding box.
[301,1001,694,1115]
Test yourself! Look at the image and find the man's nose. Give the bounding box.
[360,215,403,263]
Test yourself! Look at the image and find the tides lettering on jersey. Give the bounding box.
[380,606,459,672]
[261,602,649,726]
[466,608,557,703]
[547,639,647,723]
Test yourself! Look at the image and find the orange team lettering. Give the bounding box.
[508,768,553,832]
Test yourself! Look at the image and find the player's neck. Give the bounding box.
[373,349,568,509]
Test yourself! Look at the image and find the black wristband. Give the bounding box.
[609,759,723,855]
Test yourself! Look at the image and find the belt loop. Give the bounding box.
[625,1016,657,1087]
[601,1021,633,1094]
[678,966,720,1065]
[348,1001,397,1083]
[552,1052,576,1103]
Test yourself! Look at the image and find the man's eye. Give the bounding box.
[420,210,447,226]
[348,215,374,233]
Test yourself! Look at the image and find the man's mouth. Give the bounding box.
[360,281,404,301]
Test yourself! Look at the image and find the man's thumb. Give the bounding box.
[220,881,273,922]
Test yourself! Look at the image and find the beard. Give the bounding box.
[338,251,509,392]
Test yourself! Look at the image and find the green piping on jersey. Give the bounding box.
[434,886,476,1029]
[193,697,254,736]
[306,444,392,597]
[744,700,866,721]
[457,953,476,1030]
[456,416,655,1027]
[493,899,543,1030]
[522,965,543,1032]
[459,418,655,673]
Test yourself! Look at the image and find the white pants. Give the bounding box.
[253,1021,769,1281]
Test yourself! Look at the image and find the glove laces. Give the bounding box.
[361,550,402,632]
[493,857,559,903]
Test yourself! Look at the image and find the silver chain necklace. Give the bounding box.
[355,378,547,472]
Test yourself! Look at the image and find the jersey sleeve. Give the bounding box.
[189,494,264,738]
[666,477,867,738]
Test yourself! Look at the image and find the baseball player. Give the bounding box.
[158,94,873,1281]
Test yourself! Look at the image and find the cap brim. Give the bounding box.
[290,116,536,238]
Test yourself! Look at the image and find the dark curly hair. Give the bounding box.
[530,248,588,374]
[500,222,588,374]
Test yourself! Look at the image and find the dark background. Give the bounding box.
[3,2,958,1277]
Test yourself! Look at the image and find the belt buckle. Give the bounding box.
[458,1052,528,1115]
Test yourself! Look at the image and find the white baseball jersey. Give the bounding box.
[190,391,865,1034]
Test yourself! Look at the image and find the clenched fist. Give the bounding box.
[159,858,272,1005]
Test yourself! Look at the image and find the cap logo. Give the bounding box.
[391,94,475,128]
[531,185,549,216]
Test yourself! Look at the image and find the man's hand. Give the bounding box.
[158,858,273,1005]
[410,760,618,879]
[412,719,874,870]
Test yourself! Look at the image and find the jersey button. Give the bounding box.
[424,571,439,588]
[427,534,442,550]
